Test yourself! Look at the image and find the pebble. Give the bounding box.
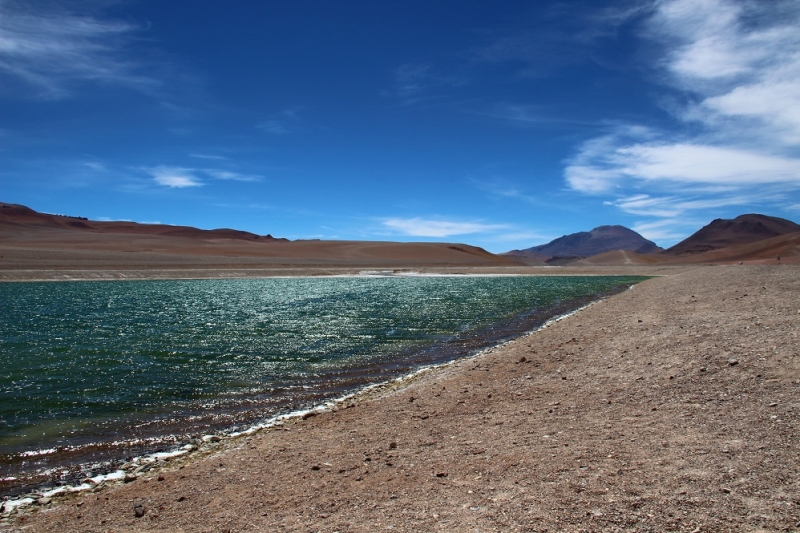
[37,497,51,506]
[727,359,739,366]
[133,503,146,518]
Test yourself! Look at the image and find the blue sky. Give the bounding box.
[2,0,799,252]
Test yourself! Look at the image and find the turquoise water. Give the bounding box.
[0,275,646,494]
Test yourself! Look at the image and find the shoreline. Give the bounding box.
[0,264,687,282]
[0,280,637,503]
[3,265,798,532]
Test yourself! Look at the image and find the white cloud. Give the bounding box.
[382,217,509,238]
[189,153,227,161]
[570,141,800,193]
[147,166,202,188]
[632,218,701,244]
[83,161,107,172]
[651,0,800,148]
[565,0,800,233]
[145,165,262,188]
[203,169,261,182]
[0,1,157,99]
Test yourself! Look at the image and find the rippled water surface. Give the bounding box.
[0,275,646,494]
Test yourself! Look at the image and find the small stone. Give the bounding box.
[518,356,527,363]
[768,402,778,407]
[721,487,731,494]
[388,441,397,450]
[301,411,318,420]
[157,474,165,481]
[123,474,137,483]
[37,497,52,506]
[133,503,146,518]
[435,472,448,477]
[202,435,222,443]
[311,464,321,471]
[727,359,739,366]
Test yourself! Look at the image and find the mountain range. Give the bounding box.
[506,214,799,266]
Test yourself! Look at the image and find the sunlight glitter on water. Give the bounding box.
[0,275,647,495]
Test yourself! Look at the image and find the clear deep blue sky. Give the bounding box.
[2,0,799,252]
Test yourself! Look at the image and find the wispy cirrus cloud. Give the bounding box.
[564,0,800,242]
[147,166,203,188]
[257,108,303,134]
[145,165,263,188]
[203,169,261,182]
[382,217,509,238]
[189,153,228,161]
[0,1,158,99]
[470,177,548,206]
[385,62,467,105]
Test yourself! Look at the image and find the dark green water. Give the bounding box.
[0,275,646,495]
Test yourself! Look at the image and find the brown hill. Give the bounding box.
[660,231,800,265]
[506,225,662,260]
[663,214,800,256]
[0,202,282,242]
[0,202,521,272]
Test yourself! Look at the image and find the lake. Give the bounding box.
[0,274,647,496]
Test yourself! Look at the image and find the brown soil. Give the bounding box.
[0,203,521,276]
[3,265,798,532]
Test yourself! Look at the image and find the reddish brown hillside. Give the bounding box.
[663,231,800,264]
[0,202,521,271]
[663,214,800,256]
[0,202,280,241]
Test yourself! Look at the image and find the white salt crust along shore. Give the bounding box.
[0,296,603,516]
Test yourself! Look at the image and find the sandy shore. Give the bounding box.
[3,265,798,532]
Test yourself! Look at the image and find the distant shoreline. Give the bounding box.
[0,264,689,282]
